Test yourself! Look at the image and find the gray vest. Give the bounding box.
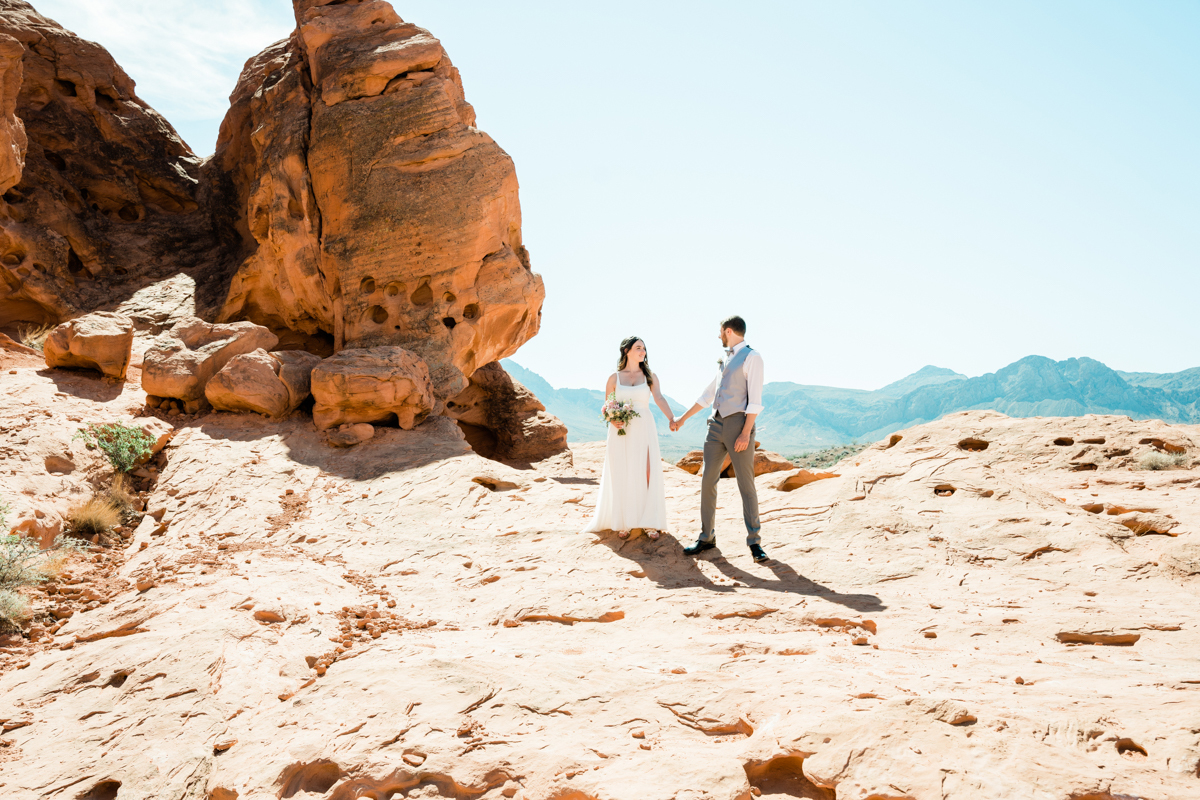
[715,345,753,417]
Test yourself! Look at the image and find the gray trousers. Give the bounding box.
[699,412,762,545]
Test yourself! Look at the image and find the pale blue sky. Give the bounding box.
[37,1,1200,399]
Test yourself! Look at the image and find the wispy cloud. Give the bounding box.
[34,0,296,152]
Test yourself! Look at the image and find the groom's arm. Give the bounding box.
[672,375,719,432]
[733,352,765,451]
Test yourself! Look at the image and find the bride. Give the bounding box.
[583,336,676,539]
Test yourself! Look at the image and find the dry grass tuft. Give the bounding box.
[67,497,121,540]
[0,588,31,631]
[17,323,54,352]
[1135,451,1189,471]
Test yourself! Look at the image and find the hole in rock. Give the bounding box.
[368,305,388,324]
[3,188,24,204]
[114,267,127,275]
[360,277,375,294]
[1105,448,1131,458]
[958,437,989,452]
[385,281,402,297]
[411,282,433,306]
[462,303,480,320]
[278,760,341,798]
[1054,437,1074,446]
[44,150,67,171]
[67,248,85,275]
[1071,463,1098,471]
[472,476,520,492]
[2,250,23,266]
[442,317,456,329]
[1081,437,1106,444]
[885,434,902,449]
[934,484,956,497]
[117,204,140,221]
[744,755,833,800]
[1082,503,1104,514]
[1115,738,1148,759]
[457,422,500,461]
[1140,438,1185,454]
[106,672,129,688]
[55,79,77,97]
[443,291,456,303]
[77,780,120,800]
[95,90,121,112]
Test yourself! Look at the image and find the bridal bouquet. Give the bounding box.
[600,393,640,436]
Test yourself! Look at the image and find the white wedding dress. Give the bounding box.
[583,374,668,533]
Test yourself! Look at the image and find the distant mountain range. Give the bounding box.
[504,356,1200,457]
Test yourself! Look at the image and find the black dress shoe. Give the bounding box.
[749,543,769,563]
[683,539,717,556]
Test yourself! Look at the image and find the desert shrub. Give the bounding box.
[67,497,121,539]
[74,422,154,472]
[0,588,30,631]
[105,473,141,526]
[0,497,8,531]
[1136,451,1189,471]
[17,323,53,352]
[0,533,85,630]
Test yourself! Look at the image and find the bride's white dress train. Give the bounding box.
[583,375,668,532]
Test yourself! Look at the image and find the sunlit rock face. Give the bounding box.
[0,0,544,404]
[0,0,217,331]
[208,0,544,398]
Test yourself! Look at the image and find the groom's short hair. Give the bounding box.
[721,315,746,336]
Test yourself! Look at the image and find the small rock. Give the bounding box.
[402,753,426,767]
[213,738,237,752]
[631,730,645,739]
[327,423,375,448]
[924,631,937,639]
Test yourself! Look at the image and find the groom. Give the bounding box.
[671,315,768,563]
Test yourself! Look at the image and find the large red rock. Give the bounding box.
[42,310,133,378]
[208,0,545,397]
[204,348,321,418]
[444,361,568,462]
[310,346,434,431]
[141,317,278,408]
[0,0,217,331]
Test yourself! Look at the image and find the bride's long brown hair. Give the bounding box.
[617,336,654,388]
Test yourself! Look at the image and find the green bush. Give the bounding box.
[74,422,155,473]
[0,532,86,631]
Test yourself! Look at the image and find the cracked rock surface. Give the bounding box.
[2,347,1199,798]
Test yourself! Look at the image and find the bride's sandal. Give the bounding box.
[646,529,661,540]
[617,530,630,540]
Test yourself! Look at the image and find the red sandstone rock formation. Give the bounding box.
[0,0,545,405]
[0,0,216,331]
[208,0,544,399]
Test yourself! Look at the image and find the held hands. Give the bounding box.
[669,418,682,432]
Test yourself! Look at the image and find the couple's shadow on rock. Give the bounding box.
[596,531,885,613]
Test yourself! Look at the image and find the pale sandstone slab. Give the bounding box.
[310,345,434,430]
[42,311,134,378]
[205,348,321,418]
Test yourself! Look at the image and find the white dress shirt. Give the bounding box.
[696,340,764,415]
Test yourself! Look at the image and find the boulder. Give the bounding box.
[141,318,278,408]
[310,346,434,431]
[675,446,795,478]
[326,422,375,448]
[208,0,545,397]
[42,312,134,378]
[444,361,568,462]
[204,348,321,418]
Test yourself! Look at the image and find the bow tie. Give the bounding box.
[724,348,734,356]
